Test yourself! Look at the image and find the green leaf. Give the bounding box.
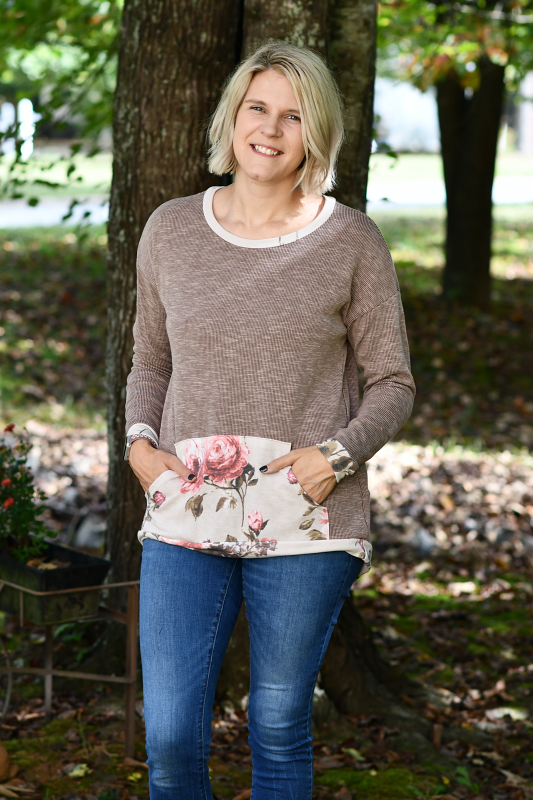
[299,519,314,530]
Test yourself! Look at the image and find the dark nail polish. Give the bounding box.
[188,473,196,481]
[259,465,268,473]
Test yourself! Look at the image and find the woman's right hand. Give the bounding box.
[128,439,194,492]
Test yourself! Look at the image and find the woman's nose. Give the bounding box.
[260,119,281,138]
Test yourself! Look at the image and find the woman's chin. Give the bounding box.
[239,164,295,186]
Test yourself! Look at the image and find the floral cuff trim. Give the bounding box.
[127,423,159,448]
[316,440,357,483]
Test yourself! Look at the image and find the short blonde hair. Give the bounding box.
[207,41,344,195]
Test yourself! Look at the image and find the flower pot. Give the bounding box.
[0,542,111,625]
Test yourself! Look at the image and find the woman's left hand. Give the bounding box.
[261,445,336,504]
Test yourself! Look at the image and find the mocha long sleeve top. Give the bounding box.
[125,188,415,566]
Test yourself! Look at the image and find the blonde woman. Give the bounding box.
[125,41,415,799]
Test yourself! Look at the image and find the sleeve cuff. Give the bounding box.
[126,423,159,448]
[316,439,357,483]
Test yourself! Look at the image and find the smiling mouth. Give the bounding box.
[251,144,283,157]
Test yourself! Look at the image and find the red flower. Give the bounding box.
[153,491,166,507]
[3,497,15,509]
[1,478,11,487]
[3,424,15,432]
[203,436,250,483]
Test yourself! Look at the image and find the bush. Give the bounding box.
[0,424,55,562]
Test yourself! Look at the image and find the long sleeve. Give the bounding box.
[125,212,172,438]
[333,219,415,467]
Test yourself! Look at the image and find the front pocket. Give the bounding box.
[141,435,330,549]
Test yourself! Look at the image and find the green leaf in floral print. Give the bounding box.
[307,529,327,540]
[185,494,206,519]
[331,456,353,473]
[225,535,238,542]
[242,464,255,480]
[232,473,246,489]
[303,505,316,517]
[318,441,337,458]
[216,497,228,512]
[248,478,258,486]
[228,497,237,509]
[299,519,315,530]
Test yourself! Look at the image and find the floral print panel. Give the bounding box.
[138,435,372,569]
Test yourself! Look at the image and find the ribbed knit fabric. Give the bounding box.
[125,190,415,547]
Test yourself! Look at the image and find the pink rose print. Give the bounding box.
[247,508,268,540]
[319,507,330,536]
[179,439,205,494]
[247,509,264,533]
[203,436,250,483]
[153,491,166,507]
[286,467,298,484]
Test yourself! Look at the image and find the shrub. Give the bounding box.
[0,424,55,563]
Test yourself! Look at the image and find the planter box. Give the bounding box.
[0,542,111,625]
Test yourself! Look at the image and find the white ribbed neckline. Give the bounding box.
[202,186,336,249]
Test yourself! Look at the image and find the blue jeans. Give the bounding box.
[140,539,363,799]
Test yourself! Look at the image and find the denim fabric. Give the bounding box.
[140,539,364,799]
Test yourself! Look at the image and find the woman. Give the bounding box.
[125,41,415,800]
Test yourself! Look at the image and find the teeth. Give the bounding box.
[253,144,281,156]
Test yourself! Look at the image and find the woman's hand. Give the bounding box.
[260,445,336,504]
[128,439,194,492]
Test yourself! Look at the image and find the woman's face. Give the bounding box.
[232,70,305,187]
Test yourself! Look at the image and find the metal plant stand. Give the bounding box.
[0,579,139,758]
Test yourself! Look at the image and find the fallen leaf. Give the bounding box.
[66,763,92,778]
[123,757,148,772]
[126,772,143,783]
[498,769,529,786]
[233,791,252,800]
[341,747,366,762]
[0,787,17,798]
[334,789,353,800]
[316,756,344,768]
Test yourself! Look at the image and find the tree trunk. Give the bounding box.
[328,0,376,211]
[437,57,505,309]
[242,0,328,54]
[106,0,240,595]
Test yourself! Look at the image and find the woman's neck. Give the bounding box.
[212,170,324,241]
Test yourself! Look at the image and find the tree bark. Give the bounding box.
[106,0,240,593]
[328,0,376,211]
[242,0,328,54]
[437,57,505,309]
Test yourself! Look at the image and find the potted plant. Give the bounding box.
[0,424,110,625]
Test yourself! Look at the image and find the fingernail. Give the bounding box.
[188,473,196,481]
[259,465,268,473]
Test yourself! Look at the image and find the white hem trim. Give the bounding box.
[202,186,336,249]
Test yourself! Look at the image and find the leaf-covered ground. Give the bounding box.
[0,211,532,800]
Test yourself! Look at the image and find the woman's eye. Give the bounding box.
[286,114,301,122]
[251,106,265,113]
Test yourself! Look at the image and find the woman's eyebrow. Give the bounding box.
[244,98,300,114]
